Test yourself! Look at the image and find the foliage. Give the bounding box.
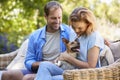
[0,34,18,54]
[96,18,120,41]
[0,0,120,53]
[62,0,120,24]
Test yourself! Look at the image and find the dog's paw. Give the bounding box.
[55,61,61,67]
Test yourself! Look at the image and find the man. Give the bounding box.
[1,1,76,80]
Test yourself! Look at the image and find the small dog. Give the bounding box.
[55,38,80,70]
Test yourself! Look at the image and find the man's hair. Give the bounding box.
[44,1,63,16]
[69,7,96,36]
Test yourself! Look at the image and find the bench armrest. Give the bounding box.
[0,49,18,70]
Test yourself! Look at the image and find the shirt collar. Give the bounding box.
[41,24,65,39]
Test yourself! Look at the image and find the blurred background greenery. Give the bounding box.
[0,0,120,54]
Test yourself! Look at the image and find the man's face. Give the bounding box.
[45,7,62,33]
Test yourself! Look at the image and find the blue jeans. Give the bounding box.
[34,61,64,80]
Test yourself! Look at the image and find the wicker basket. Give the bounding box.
[63,58,120,80]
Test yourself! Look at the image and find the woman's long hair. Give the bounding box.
[69,7,96,36]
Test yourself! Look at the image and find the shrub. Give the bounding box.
[0,34,18,54]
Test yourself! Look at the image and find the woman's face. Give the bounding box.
[72,21,88,37]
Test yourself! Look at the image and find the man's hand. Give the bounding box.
[32,62,40,73]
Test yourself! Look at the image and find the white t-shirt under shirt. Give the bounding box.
[42,30,60,61]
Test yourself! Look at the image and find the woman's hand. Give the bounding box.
[58,51,70,61]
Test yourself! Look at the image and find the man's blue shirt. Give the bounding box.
[24,24,76,71]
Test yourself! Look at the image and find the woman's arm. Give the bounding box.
[59,46,100,68]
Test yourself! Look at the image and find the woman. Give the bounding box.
[34,7,104,80]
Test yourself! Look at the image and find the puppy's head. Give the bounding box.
[62,38,80,53]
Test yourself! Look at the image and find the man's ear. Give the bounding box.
[44,14,47,20]
[62,38,69,44]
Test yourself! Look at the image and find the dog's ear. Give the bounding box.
[62,38,69,44]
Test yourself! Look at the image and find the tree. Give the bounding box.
[0,0,120,53]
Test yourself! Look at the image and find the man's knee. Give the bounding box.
[40,61,53,68]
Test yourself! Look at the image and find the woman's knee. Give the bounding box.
[2,70,23,80]
[2,71,10,80]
